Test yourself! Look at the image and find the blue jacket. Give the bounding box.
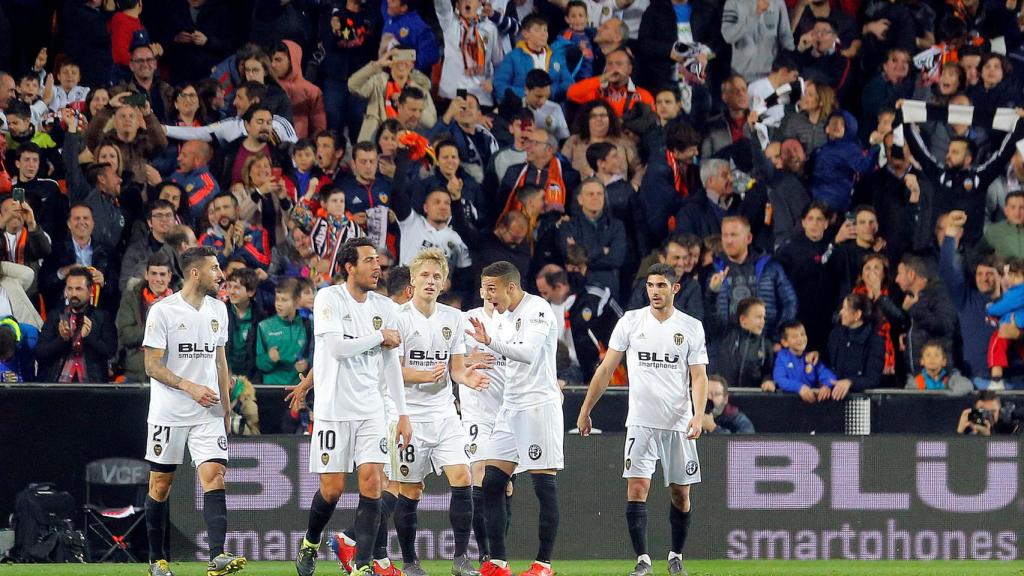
[494,45,573,102]
[810,111,879,213]
[171,165,221,222]
[773,348,837,393]
[339,174,392,213]
[940,235,995,378]
[381,10,439,73]
[987,283,1024,326]
[710,254,798,341]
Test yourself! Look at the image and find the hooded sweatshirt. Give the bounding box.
[276,40,327,139]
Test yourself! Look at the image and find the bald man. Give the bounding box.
[170,140,220,221]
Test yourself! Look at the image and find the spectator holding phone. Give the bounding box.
[348,48,437,143]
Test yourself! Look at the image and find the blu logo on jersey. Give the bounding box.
[409,350,450,361]
[637,352,679,363]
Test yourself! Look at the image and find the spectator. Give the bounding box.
[36,266,117,383]
[433,94,499,184]
[635,0,723,95]
[498,127,581,217]
[170,141,220,222]
[702,75,760,159]
[940,210,1000,384]
[721,0,794,83]
[470,211,532,287]
[747,55,800,131]
[3,101,58,172]
[255,278,312,385]
[535,263,622,383]
[907,340,972,393]
[795,18,852,93]
[0,261,42,329]
[984,258,1024,386]
[827,293,885,396]
[566,48,654,118]
[39,202,117,311]
[852,134,922,261]
[979,191,1024,261]
[270,41,327,140]
[0,70,14,130]
[825,205,886,298]
[639,121,702,246]
[775,79,834,155]
[82,93,169,186]
[237,50,293,123]
[0,194,50,297]
[810,112,882,214]
[706,215,798,341]
[703,375,756,433]
[558,178,628,296]
[116,252,173,383]
[562,100,643,188]
[775,201,834,350]
[225,267,263,378]
[126,43,174,124]
[72,163,130,251]
[957,389,1020,434]
[985,136,1024,224]
[314,130,348,182]
[62,0,113,88]
[494,14,573,101]
[521,70,570,141]
[675,158,740,240]
[860,48,914,140]
[391,176,472,278]
[487,111,531,203]
[764,139,810,247]
[48,61,90,114]
[120,200,177,292]
[410,139,486,238]
[550,0,596,82]
[339,141,392,227]
[966,54,1018,111]
[774,320,838,403]
[9,143,64,241]
[198,192,272,270]
[231,154,290,244]
[164,81,299,147]
[165,0,233,85]
[109,3,156,80]
[167,82,208,128]
[291,184,363,281]
[882,254,958,373]
[712,297,774,390]
[212,105,291,188]
[627,234,703,319]
[348,51,436,144]
[381,0,440,74]
[317,0,380,141]
[433,0,501,107]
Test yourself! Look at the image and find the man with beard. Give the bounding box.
[35,266,117,383]
[213,105,290,188]
[140,246,248,576]
[198,193,272,271]
[764,139,810,248]
[566,49,654,118]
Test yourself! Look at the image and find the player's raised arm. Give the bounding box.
[577,347,625,436]
[687,363,709,440]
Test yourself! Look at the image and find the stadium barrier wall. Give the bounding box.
[157,435,1023,561]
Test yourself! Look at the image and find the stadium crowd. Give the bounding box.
[2,0,1024,409]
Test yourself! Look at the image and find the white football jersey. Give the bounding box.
[397,302,467,421]
[143,293,229,426]
[609,307,708,431]
[312,283,399,422]
[490,293,560,410]
[586,0,618,28]
[461,307,507,424]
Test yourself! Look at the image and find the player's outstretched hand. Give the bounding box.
[185,380,219,407]
[577,412,593,436]
[465,317,491,346]
[466,346,495,367]
[285,371,314,411]
[685,415,703,440]
[395,415,413,449]
[464,363,491,390]
[431,363,447,383]
[381,328,402,349]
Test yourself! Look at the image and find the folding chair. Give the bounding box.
[82,458,148,562]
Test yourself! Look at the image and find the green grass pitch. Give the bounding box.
[2,560,1023,576]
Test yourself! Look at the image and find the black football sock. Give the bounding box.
[162,499,171,561]
[450,486,473,558]
[482,466,511,561]
[145,496,168,562]
[471,486,489,560]
[626,501,648,557]
[505,475,515,537]
[531,474,559,564]
[373,491,397,560]
[203,489,227,559]
[393,494,420,564]
[304,489,338,544]
[669,503,691,554]
[353,495,382,568]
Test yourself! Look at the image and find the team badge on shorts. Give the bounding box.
[218,436,228,450]
[380,438,389,454]
[674,333,684,345]
[322,453,330,465]
[400,464,410,477]
[442,326,452,341]
[528,444,542,460]
[154,444,163,456]
[211,319,220,333]
[686,460,698,475]
[373,316,383,330]
[624,458,631,470]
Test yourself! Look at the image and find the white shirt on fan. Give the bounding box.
[397,301,467,422]
[143,293,228,426]
[461,307,507,423]
[608,307,708,431]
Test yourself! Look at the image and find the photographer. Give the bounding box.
[957,390,1021,435]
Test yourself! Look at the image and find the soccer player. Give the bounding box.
[389,248,491,576]
[293,238,413,576]
[142,246,246,576]
[576,263,709,576]
[464,261,563,576]
[463,283,507,565]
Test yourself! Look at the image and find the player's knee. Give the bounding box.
[670,487,690,511]
[448,466,472,488]
[627,483,650,502]
[149,473,174,500]
[359,469,383,497]
[399,482,423,500]
[319,476,345,503]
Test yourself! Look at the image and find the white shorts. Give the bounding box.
[463,420,494,464]
[623,425,701,487]
[309,418,389,474]
[394,416,471,483]
[483,403,564,471]
[145,420,228,467]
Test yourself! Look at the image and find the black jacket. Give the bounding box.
[565,276,623,383]
[558,211,628,298]
[712,326,774,388]
[40,238,118,313]
[878,280,959,372]
[36,305,117,383]
[61,0,112,88]
[634,0,724,92]
[826,322,886,391]
[774,233,835,350]
[164,0,234,84]
[675,189,740,241]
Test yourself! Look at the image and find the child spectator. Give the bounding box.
[49,61,90,113]
[552,1,596,81]
[986,258,1024,386]
[284,138,326,203]
[908,340,973,393]
[255,278,312,385]
[0,324,23,382]
[810,111,882,214]
[774,320,838,404]
[15,73,49,129]
[296,277,315,320]
[494,14,573,101]
[226,268,263,378]
[713,297,775,391]
[291,185,362,284]
[3,101,58,174]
